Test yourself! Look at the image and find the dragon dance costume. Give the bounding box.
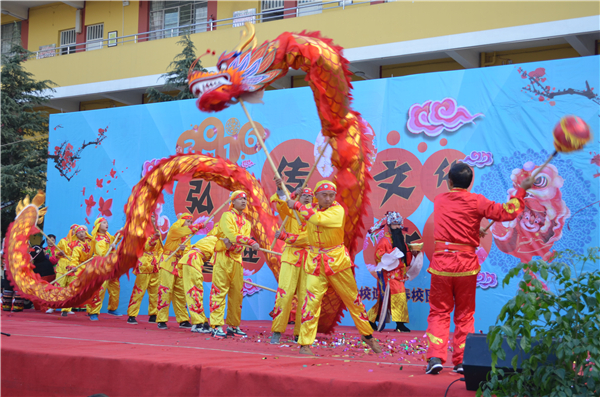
[209,191,256,332]
[179,233,218,329]
[270,188,311,339]
[127,233,162,319]
[426,187,526,366]
[87,217,120,316]
[157,213,200,326]
[294,181,373,347]
[366,212,412,331]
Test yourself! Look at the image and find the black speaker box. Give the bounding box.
[462,333,556,391]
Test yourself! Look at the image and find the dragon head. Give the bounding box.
[188,22,284,112]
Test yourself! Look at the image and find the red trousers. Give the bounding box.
[33,275,56,312]
[426,274,477,365]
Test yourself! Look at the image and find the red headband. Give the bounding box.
[314,182,336,194]
[231,191,247,201]
[76,226,87,233]
[301,188,313,196]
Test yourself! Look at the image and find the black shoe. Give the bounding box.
[396,322,411,333]
[148,315,157,323]
[294,335,299,344]
[61,311,68,317]
[369,321,378,331]
[157,322,168,330]
[453,364,464,374]
[127,316,138,325]
[426,357,443,375]
[179,321,192,329]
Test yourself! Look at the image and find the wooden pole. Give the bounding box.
[243,281,276,293]
[270,137,331,250]
[239,99,302,225]
[482,150,558,233]
[39,229,71,262]
[238,243,282,256]
[161,199,229,264]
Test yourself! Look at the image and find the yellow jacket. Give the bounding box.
[212,209,253,262]
[271,193,309,267]
[178,235,219,273]
[294,201,350,276]
[159,220,197,275]
[68,238,93,277]
[135,234,163,275]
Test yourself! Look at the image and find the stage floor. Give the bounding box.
[1,310,474,396]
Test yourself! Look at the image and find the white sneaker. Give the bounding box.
[45,308,55,314]
[68,311,75,315]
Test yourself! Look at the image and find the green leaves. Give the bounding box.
[146,34,207,103]
[478,249,600,396]
[1,39,55,237]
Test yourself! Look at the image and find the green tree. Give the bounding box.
[146,34,207,102]
[1,29,56,238]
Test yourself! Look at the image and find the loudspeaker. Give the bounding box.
[462,333,555,391]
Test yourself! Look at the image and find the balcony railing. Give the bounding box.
[28,0,369,60]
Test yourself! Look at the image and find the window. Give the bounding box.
[60,28,77,55]
[298,0,322,17]
[1,22,21,57]
[261,1,284,22]
[86,24,104,51]
[149,1,208,40]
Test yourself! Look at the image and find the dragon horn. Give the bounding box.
[234,22,256,54]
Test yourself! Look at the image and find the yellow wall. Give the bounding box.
[219,1,261,21]
[28,3,77,53]
[85,1,139,39]
[80,98,127,111]
[21,1,600,88]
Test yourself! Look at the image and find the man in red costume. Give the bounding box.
[425,163,533,375]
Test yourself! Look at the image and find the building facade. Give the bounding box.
[1,1,599,114]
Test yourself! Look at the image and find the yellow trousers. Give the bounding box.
[182,265,207,325]
[86,277,121,315]
[209,252,243,328]
[298,265,373,346]
[367,292,409,323]
[127,273,159,317]
[271,263,306,335]
[57,273,76,313]
[157,268,189,324]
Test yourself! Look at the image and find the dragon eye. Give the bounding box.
[220,63,227,71]
[533,176,548,188]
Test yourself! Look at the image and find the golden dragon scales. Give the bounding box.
[4,24,372,334]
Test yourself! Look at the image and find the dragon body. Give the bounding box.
[189,25,373,332]
[6,26,371,334]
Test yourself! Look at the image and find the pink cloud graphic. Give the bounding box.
[462,151,494,168]
[407,98,483,137]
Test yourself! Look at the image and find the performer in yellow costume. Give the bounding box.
[127,215,162,325]
[87,217,120,321]
[209,190,259,338]
[157,213,202,330]
[286,181,382,355]
[179,232,218,333]
[54,224,78,315]
[270,178,311,344]
[61,225,93,317]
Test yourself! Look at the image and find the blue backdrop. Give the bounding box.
[46,55,600,332]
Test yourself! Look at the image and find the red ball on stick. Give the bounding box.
[553,115,592,153]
